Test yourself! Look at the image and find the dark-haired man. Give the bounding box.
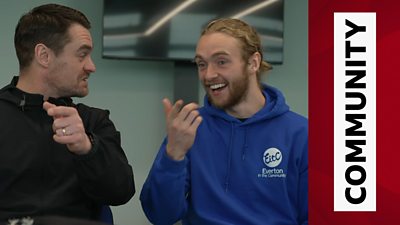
[0,4,135,221]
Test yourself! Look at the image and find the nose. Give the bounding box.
[84,56,96,73]
[203,64,218,80]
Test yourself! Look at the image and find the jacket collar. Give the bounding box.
[0,76,74,111]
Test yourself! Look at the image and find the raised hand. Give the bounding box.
[163,98,202,161]
[43,101,92,155]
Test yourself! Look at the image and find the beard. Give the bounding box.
[205,69,250,110]
[46,73,89,98]
[47,62,90,98]
[50,78,89,98]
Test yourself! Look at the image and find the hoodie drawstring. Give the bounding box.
[242,127,248,160]
[224,122,234,192]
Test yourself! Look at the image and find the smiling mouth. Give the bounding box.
[209,83,227,91]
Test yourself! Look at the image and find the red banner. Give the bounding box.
[309,0,400,224]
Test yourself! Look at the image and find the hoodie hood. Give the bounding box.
[202,84,289,124]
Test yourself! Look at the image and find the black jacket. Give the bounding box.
[0,77,135,221]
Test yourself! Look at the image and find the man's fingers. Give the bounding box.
[55,126,73,137]
[189,116,203,132]
[162,98,173,118]
[52,120,72,134]
[165,99,184,120]
[185,109,200,125]
[43,101,56,112]
[46,105,76,118]
[53,133,75,144]
[177,102,199,122]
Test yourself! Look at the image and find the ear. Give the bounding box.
[34,43,51,68]
[247,52,261,74]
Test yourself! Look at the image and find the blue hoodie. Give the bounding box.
[140,85,308,225]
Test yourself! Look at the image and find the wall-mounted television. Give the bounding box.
[102,0,284,64]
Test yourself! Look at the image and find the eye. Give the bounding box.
[196,61,207,70]
[79,52,88,58]
[217,58,228,66]
[77,48,91,59]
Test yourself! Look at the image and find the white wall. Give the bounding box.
[0,0,307,224]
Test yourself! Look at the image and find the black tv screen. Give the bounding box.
[102,0,284,64]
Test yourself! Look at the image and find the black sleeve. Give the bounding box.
[73,104,135,206]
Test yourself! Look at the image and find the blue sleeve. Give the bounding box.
[140,139,190,225]
[298,127,308,225]
[299,164,308,225]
